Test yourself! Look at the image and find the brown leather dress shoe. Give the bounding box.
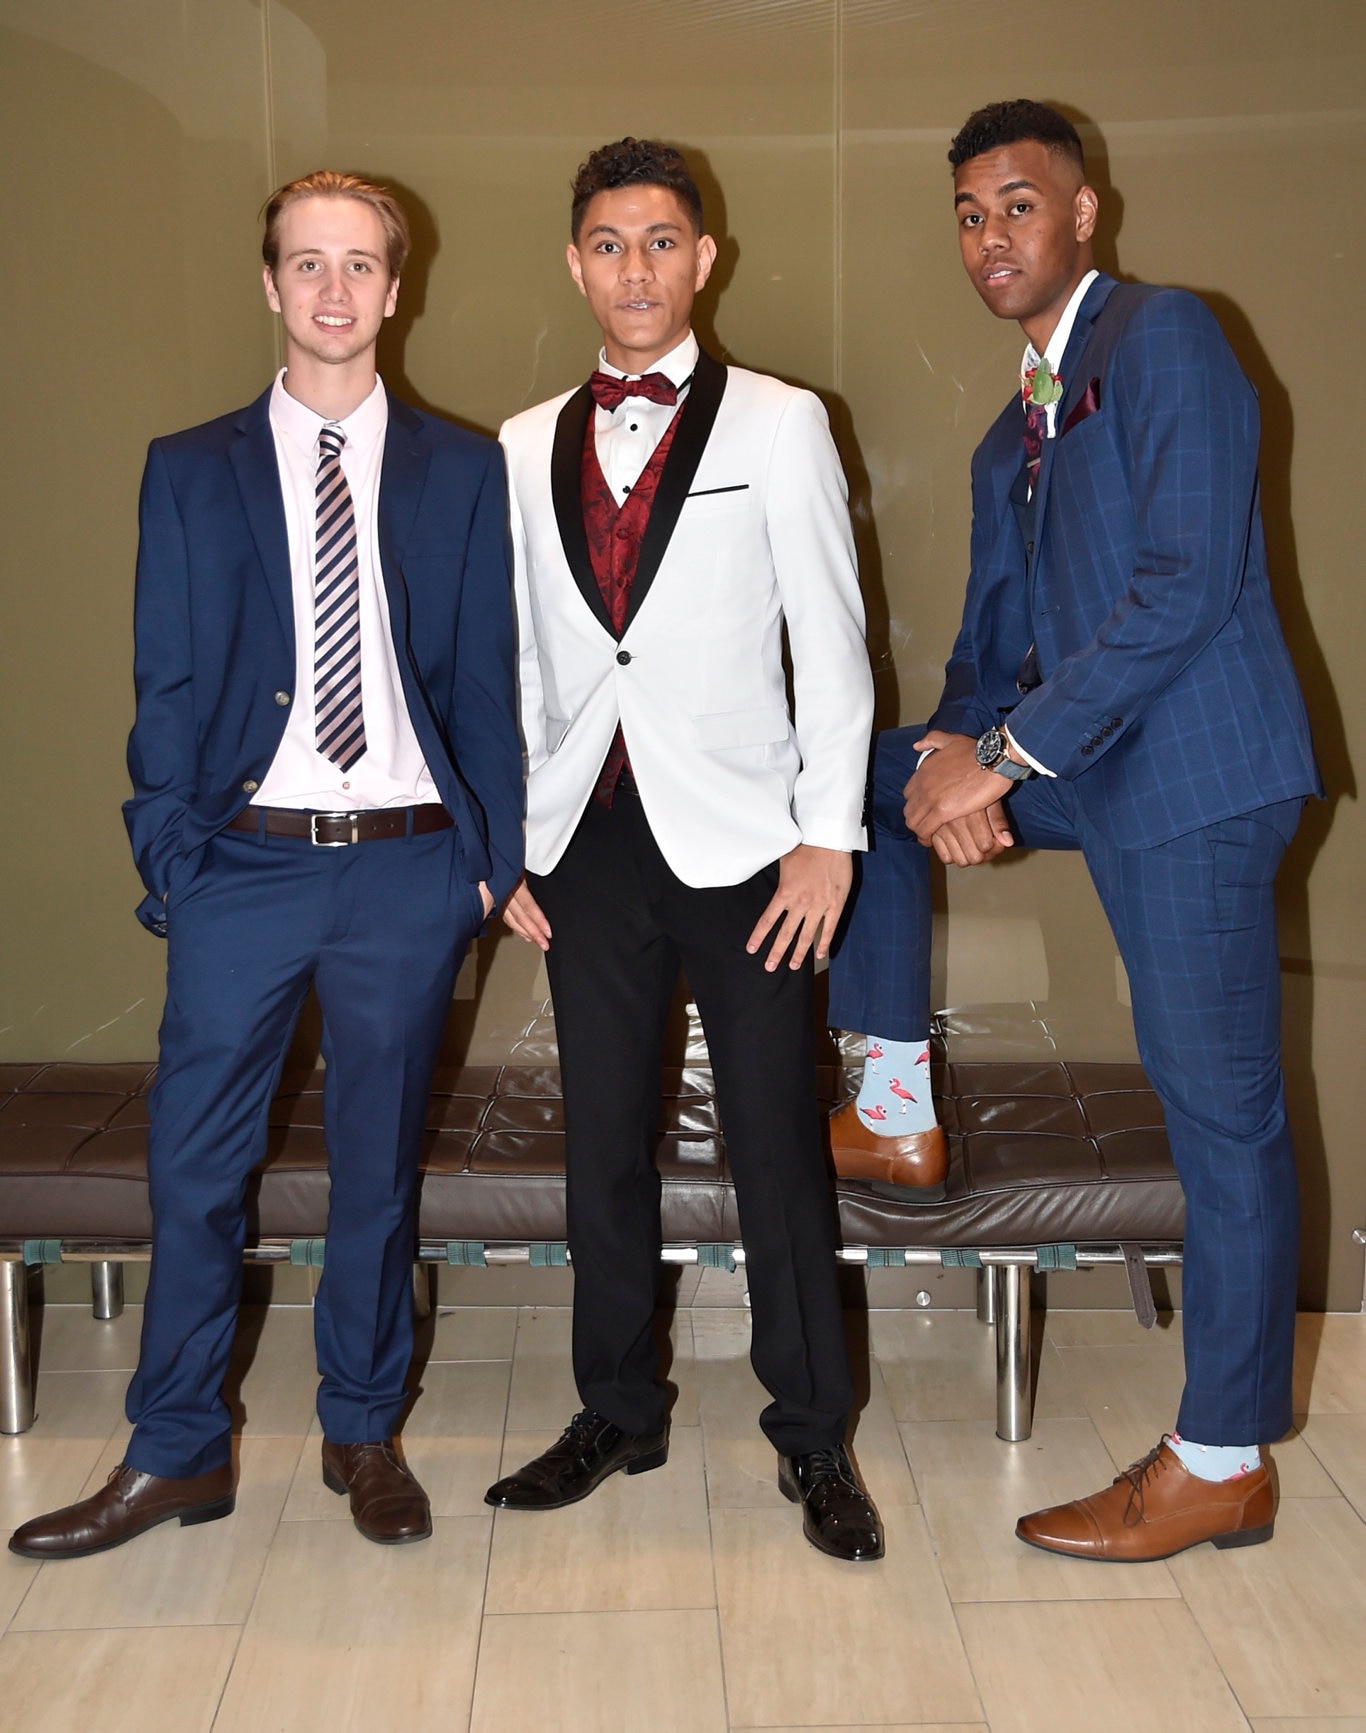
[828,1099,948,1190]
[321,1439,432,1545]
[1016,1439,1275,1562]
[8,1462,235,1561]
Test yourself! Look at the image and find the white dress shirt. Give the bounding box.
[592,331,698,502]
[254,370,436,810]
[1020,268,1099,438]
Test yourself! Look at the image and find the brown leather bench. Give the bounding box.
[0,1056,1184,1443]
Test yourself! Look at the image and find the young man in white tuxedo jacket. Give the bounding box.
[485,138,883,1562]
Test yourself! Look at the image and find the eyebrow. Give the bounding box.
[584,220,684,238]
[283,246,383,262]
[955,177,1043,207]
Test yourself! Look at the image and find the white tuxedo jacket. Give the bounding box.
[501,351,873,886]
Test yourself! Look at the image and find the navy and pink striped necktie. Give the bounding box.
[313,423,366,772]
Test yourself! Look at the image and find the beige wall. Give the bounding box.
[1,1,1362,1306]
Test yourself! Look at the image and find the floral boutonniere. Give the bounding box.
[1024,357,1064,409]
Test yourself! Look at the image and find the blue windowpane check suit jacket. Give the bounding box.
[930,272,1321,839]
[122,384,524,933]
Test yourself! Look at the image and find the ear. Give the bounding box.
[384,275,400,318]
[566,240,588,299]
[263,265,282,314]
[1075,183,1099,244]
[694,233,718,292]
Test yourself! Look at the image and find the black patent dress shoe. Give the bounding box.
[484,1409,669,1511]
[778,1445,885,1561]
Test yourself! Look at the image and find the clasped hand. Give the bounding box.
[905,730,1015,866]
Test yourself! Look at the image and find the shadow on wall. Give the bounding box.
[374,174,497,442]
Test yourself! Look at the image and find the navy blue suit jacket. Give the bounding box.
[124,384,524,932]
[930,273,1321,846]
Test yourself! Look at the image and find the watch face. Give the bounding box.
[975,727,1005,770]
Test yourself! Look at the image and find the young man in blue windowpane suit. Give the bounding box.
[829,101,1321,1562]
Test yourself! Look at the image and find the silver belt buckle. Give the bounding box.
[309,811,359,846]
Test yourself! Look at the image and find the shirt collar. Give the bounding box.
[1021,268,1099,382]
[269,368,389,456]
[596,330,698,388]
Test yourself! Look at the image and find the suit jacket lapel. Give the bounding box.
[227,386,293,642]
[377,392,432,609]
[1030,273,1117,536]
[622,348,727,632]
[551,383,615,637]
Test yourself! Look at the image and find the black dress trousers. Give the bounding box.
[528,790,853,1455]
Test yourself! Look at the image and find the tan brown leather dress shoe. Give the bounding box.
[321,1439,432,1545]
[8,1462,235,1561]
[1016,1439,1274,1562]
[828,1100,948,1190]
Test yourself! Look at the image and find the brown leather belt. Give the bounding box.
[227,803,453,846]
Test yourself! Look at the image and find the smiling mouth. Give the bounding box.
[314,314,355,327]
[620,300,657,312]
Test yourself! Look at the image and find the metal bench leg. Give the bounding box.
[1,1261,35,1435]
[412,1262,433,1320]
[91,1261,125,1321]
[976,1266,996,1325]
[994,1263,1033,1442]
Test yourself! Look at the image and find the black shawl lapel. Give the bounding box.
[551,350,730,642]
[551,382,616,637]
[623,348,727,633]
[228,386,293,644]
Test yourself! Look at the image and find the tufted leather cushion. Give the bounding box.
[0,1057,1182,1252]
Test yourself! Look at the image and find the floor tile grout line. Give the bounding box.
[698,1401,736,1731]
[463,1306,522,1732]
[206,1428,309,1727]
[907,1498,990,1729]
[1296,1421,1365,1509]
[3,1373,130,1635]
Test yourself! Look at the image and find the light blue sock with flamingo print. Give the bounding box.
[854,1035,937,1135]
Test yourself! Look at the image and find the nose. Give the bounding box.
[977,215,1009,253]
[319,266,350,301]
[619,246,653,283]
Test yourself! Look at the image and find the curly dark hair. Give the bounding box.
[571,137,703,238]
[947,101,1085,173]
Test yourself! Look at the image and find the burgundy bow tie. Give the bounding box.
[589,370,679,412]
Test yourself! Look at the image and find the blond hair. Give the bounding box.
[261,170,410,278]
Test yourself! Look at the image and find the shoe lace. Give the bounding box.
[1116,1435,1172,1527]
[798,1447,858,1492]
[558,1410,603,1448]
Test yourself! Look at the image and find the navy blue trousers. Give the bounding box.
[829,726,1303,1445]
[125,821,484,1478]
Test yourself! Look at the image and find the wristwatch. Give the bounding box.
[976,725,1035,782]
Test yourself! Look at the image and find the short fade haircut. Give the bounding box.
[261,170,410,278]
[947,101,1085,174]
[571,137,703,239]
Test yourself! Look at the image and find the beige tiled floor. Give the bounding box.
[0,1298,1363,1731]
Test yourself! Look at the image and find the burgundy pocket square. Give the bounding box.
[1061,377,1101,436]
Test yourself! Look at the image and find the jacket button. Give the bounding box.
[242,779,259,793]
[274,690,291,706]
[1080,745,1092,757]
[1101,724,1113,737]
[616,650,632,666]
[1112,716,1123,726]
